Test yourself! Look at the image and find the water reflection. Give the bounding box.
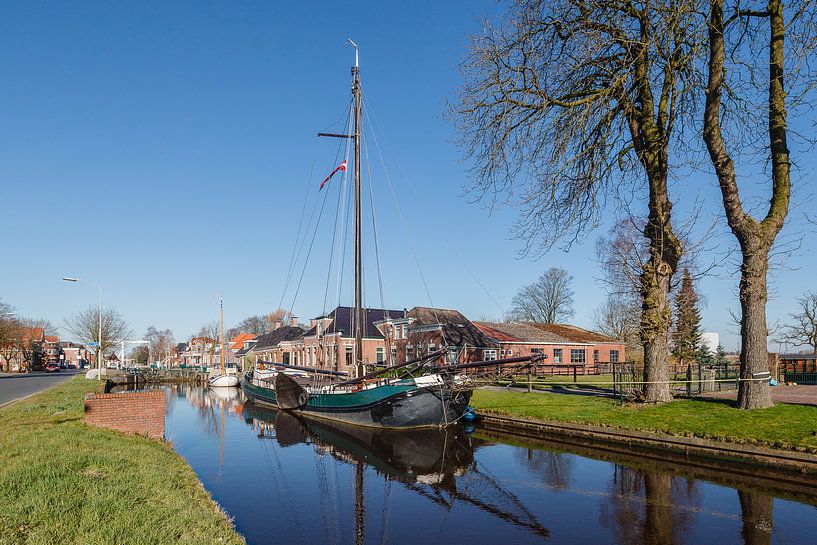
[242,401,550,541]
[163,386,817,545]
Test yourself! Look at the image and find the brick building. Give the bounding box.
[474,321,626,374]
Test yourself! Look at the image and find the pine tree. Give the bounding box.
[671,269,702,365]
[715,344,728,369]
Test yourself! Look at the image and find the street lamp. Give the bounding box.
[62,277,103,379]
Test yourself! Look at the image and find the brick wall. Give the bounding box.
[84,390,165,440]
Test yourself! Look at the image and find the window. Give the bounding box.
[531,348,543,357]
[500,349,506,358]
[446,348,458,365]
[570,349,586,364]
[483,349,497,361]
[390,346,397,365]
[376,347,384,363]
[593,350,599,363]
[553,349,562,363]
[610,350,620,363]
[428,343,435,354]
[508,349,513,357]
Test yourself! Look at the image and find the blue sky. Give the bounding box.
[1,1,814,350]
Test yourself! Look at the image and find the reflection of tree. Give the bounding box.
[601,465,699,545]
[739,490,773,545]
[644,472,673,545]
[515,448,574,489]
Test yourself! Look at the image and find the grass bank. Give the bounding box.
[472,388,817,452]
[0,376,244,545]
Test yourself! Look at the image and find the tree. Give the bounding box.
[702,0,817,408]
[715,344,729,368]
[778,292,817,353]
[144,326,176,365]
[671,269,702,366]
[696,342,714,367]
[131,345,149,365]
[15,318,56,372]
[510,268,575,323]
[266,308,295,329]
[0,300,21,372]
[453,1,700,402]
[64,306,132,371]
[196,321,220,361]
[593,296,641,355]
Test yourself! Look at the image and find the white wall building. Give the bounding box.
[701,332,720,353]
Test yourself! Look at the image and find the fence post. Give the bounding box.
[527,365,532,393]
[573,365,577,383]
[686,363,692,397]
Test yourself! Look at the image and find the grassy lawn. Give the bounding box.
[472,388,817,452]
[0,377,244,545]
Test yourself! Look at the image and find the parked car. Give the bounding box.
[45,362,60,373]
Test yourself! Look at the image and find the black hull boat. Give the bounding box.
[242,370,471,429]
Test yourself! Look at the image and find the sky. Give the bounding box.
[1,1,815,351]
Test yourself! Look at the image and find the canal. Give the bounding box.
[163,385,817,544]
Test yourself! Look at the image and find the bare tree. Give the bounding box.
[453,0,702,402]
[778,292,817,353]
[144,326,176,365]
[702,0,817,408]
[196,321,221,360]
[593,296,641,354]
[510,268,575,323]
[0,301,21,372]
[266,308,294,329]
[64,306,132,370]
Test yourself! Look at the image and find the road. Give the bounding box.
[0,370,81,408]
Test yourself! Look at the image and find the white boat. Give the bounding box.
[208,296,239,389]
[209,370,239,388]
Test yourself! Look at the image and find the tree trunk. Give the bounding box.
[736,248,774,409]
[639,167,680,404]
[703,0,790,409]
[642,267,674,403]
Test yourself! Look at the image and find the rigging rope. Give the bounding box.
[362,97,440,326]
[362,116,388,315]
[322,101,355,316]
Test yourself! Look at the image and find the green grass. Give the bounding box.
[472,388,817,452]
[0,377,245,545]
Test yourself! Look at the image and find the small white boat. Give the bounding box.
[209,373,240,388]
[208,296,240,389]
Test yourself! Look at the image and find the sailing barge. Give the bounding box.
[242,43,538,428]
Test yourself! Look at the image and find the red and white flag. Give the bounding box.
[319,160,347,190]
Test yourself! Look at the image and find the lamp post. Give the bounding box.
[62,277,103,379]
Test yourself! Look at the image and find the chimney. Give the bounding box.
[291,315,298,326]
[272,320,282,330]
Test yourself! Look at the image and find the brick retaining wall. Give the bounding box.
[84,390,165,440]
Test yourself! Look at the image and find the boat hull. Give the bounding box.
[209,374,240,388]
[241,373,471,429]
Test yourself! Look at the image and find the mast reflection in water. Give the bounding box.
[164,385,817,545]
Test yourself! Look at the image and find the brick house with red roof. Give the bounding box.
[474,322,625,374]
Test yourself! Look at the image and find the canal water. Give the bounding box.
[163,385,817,545]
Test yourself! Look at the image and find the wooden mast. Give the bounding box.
[220,296,225,374]
[317,40,363,379]
[352,44,364,380]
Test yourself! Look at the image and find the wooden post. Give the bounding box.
[573,365,577,383]
[527,364,532,393]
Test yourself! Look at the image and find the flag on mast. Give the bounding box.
[319,160,347,190]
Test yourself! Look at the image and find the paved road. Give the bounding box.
[0,370,81,408]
